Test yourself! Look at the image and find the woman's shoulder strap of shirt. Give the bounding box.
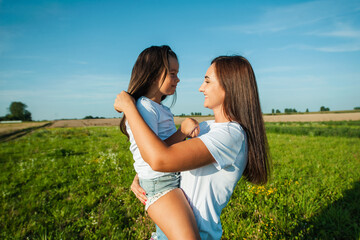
[198,120,246,169]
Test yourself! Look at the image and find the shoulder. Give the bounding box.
[137,96,155,109]
[199,121,246,149]
[136,97,159,116]
[197,121,246,169]
[220,122,246,143]
[201,121,245,137]
[224,122,245,136]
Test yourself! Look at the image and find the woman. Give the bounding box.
[114,55,271,239]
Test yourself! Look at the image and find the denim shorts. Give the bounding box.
[139,172,180,210]
[155,224,168,240]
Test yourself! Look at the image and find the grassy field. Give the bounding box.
[0,122,359,239]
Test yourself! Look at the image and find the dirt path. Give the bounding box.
[48,118,121,128]
[0,121,51,135]
[0,122,52,142]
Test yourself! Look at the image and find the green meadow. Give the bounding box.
[1,121,359,239]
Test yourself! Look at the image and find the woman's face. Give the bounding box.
[199,64,225,111]
[158,56,180,96]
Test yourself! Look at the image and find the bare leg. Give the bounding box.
[147,188,200,240]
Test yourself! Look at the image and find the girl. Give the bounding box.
[119,45,200,239]
[115,55,271,239]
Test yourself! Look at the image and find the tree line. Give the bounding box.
[271,106,332,114]
[178,112,203,117]
[1,102,359,121]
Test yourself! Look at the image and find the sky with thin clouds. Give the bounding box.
[0,0,359,120]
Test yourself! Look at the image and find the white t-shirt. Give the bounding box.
[181,120,248,240]
[126,96,177,179]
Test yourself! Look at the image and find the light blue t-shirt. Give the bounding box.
[181,120,248,240]
[126,96,177,179]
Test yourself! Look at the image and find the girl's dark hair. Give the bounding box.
[211,55,271,185]
[120,45,178,139]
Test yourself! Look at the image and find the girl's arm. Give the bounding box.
[164,118,200,146]
[114,91,215,172]
[164,129,186,146]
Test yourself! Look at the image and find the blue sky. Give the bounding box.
[0,0,359,120]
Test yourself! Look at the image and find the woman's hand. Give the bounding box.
[130,174,147,205]
[114,91,135,113]
[180,118,200,138]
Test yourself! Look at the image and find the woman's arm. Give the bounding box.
[114,91,215,172]
[130,174,147,204]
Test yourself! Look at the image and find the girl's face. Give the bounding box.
[158,57,180,96]
[199,64,225,111]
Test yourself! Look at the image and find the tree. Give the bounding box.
[276,109,281,113]
[8,102,32,121]
[354,107,360,110]
[272,109,275,114]
[284,108,297,114]
[306,108,309,113]
[320,106,330,112]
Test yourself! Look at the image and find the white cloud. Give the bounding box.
[6,55,49,60]
[316,29,360,38]
[0,87,117,103]
[272,43,360,53]
[257,66,307,74]
[68,60,88,65]
[215,0,359,34]
[58,74,129,88]
[314,44,360,52]
[0,70,35,78]
[0,27,13,55]
[270,44,310,51]
[259,74,329,89]
[307,21,360,38]
[0,73,130,106]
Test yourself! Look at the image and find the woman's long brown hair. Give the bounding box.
[120,45,178,139]
[211,56,271,185]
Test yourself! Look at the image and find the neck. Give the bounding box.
[145,91,163,104]
[213,106,229,123]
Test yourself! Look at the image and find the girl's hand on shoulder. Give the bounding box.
[130,174,147,205]
[180,118,200,138]
[114,91,135,113]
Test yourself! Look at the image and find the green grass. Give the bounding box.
[0,127,153,239]
[265,121,360,138]
[1,123,359,239]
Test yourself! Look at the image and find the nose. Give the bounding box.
[199,82,205,92]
